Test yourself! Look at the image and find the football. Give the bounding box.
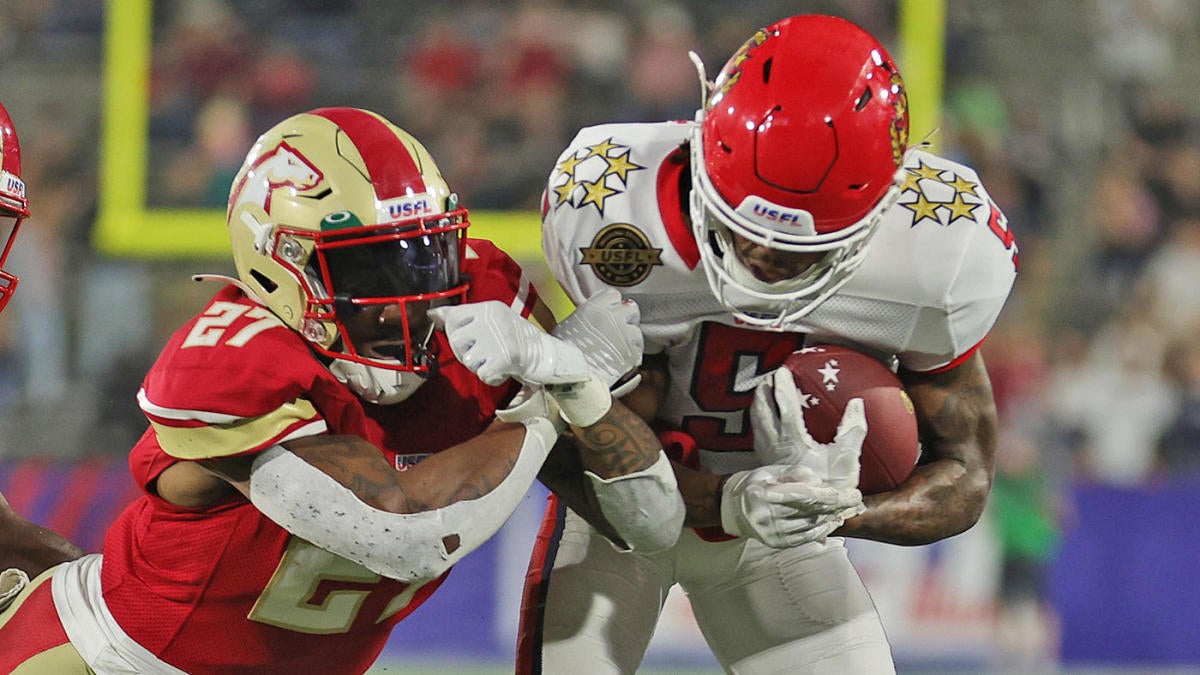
[782,344,920,495]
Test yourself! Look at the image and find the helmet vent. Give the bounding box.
[762,57,773,83]
[250,269,278,293]
[854,88,872,111]
[302,188,333,200]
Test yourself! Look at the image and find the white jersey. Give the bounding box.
[542,122,1017,469]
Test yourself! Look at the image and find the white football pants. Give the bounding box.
[530,507,895,674]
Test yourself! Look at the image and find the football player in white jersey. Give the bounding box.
[0,100,86,609]
[519,15,1018,674]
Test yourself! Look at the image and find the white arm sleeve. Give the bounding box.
[585,451,683,553]
[248,417,558,582]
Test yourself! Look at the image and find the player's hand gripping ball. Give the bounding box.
[783,345,920,494]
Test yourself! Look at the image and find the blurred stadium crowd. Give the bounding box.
[0,0,1198,668]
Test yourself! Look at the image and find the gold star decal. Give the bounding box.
[946,174,979,197]
[900,170,923,193]
[584,138,622,159]
[897,161,987,228]
[602,150,644,183]
[901,193,941,224]
[578,179,619,211]
[910,161,944,182]
[944,193,983,222]
[551,176,578,205]
[550,138,642,214]
[557,153,583,175]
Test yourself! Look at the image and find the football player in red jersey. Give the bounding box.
[0,107,681,673]
[0,100,87,608]
[522,14,1018,673]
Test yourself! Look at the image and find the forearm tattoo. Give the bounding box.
[842,353,998,545]
[439,455,518,507]
[573,401,662,478]
[283,432,520,514]
[286,435,403,507]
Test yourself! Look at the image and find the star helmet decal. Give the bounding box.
[549,138,645,215]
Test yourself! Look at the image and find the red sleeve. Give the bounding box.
[128,425,174,490]
[462,237,539,318]
[141,286,328,421]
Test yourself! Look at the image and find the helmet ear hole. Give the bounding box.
[250,269,278,293]
[855,88,872,111]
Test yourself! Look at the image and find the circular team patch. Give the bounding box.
[579,223,663,287]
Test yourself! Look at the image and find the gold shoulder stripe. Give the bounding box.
[154,398,322,460]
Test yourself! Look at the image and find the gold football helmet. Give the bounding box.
[227,107,469,402]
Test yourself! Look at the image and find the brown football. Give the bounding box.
[782,344,920,494]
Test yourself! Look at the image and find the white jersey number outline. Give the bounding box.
[182,302,281,349]
[680,322,805,452]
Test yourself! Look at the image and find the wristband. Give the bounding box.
[547,373,612,427]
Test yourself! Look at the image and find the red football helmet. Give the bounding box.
[0,102,29,313]
[691,15,910,325]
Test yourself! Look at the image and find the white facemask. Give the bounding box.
[327,358,427,405]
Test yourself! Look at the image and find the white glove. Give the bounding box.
[0,567,29,613]
[752,368,866,489]
[719,464,861,548]
[552,289,643,388]
[429,301,589,386]
[496,385,567,435]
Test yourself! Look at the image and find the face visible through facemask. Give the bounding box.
[728,232,824,284]
[327,298,451,405]
[335,299,441,368]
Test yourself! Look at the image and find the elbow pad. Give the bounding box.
[0,568,30,612]
[248,417,558,582]
[585,451,683,553]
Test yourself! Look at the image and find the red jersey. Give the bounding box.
[100,239,535,675]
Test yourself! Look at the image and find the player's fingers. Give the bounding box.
[621,297,640,326]
[772,367,807,433]
[779,463,820,484]
[426,305,449,330]
[767,483,862,510]
[772,367,802,412]
[833,398,868,454]
[470,360,506,386]
[835,502,867,521]
[427,305,470,332]
[834,487,865,511]
[771,515,843,547]
[774,369,819,449]
[587,287,622,307]
[804,519,842,543]
[751,378,778,436]
[760,483,848,511]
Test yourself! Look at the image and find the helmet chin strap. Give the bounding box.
[327,358,427,405]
